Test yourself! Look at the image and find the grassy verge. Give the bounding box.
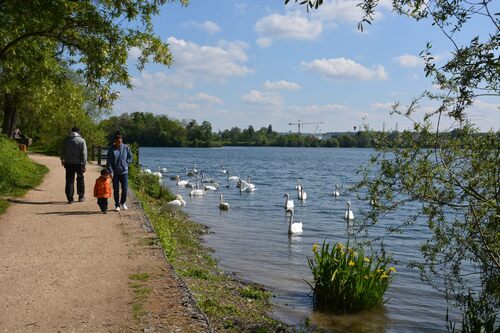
[130,172,287,332]
[0,136,48,214]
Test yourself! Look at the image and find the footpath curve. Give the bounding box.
[0,154,209,332]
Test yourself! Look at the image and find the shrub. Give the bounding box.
[0,135,48,197]
[308,241,395,312]
[130,171,174,201]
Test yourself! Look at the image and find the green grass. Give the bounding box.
[0,199,9,215]
[129,272,150,281]
[308,241,395,312]
[130,174,287,332]
[129,272,152,320]
[0,136,48,214]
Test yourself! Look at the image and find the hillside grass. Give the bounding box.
[0,136,48,214]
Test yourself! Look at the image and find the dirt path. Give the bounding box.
[0,154,210,332]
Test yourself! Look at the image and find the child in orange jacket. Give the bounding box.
[94,169,112,213]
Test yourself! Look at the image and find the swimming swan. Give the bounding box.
[284,193,294,212]
[166,195,186,211]
[227,172,240,182]
[190,186,206,197]
[239,180,256,192]
[175,175,190,187]
[204,183,219,191]
[298,187,307,201]
[333,184,340,197]
[288,211,303,235]
[345,201,354,221]
[295,179,303,192]
[219,194,229,210]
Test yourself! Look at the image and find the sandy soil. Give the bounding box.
[0,154,210,332]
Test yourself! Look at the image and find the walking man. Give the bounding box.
[60,127,87,203]
[106,132,133,211]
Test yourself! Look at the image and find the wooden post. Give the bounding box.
[91,145,95,161]
[97,146,102,166]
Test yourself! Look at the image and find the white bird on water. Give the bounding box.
[345,201,354,221]
[284,193,294,212]
[175,175,189,187]
[227,172,240,182]
[298,187,307,201]
[333,184,340,197]
[143,168,152,174]
[295,179,303,192]
[204,183,219,191]
[288,211,303,235]
[166,195,186,211]
[190,185,206,197]
[219,194,229,210]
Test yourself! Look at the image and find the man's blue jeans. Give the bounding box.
[112,173,128,207]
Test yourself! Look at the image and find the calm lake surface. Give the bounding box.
[140,147,457,332]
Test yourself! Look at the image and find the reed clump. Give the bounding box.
[308,241,395,312]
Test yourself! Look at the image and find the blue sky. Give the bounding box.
[113,0,499,133]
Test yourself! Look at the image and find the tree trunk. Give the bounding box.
[1,93,18,138]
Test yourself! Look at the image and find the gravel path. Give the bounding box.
[0,154,210,332]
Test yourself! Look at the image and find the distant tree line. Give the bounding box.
[100,112,390,148]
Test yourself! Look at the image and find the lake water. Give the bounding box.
[140,147,458,332]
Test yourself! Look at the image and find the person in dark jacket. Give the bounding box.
[106,132,133,211]
[60,127,87,203]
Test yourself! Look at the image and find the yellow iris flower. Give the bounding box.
[348,260,355,267]
[312,243,319,253]
[389,267,396,273]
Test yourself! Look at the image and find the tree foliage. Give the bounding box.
[0,0,187,138]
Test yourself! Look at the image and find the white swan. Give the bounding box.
[227,172,240,181]
[219,194,229,210]
[288,211,303,235]
[332,184,340,197]
[204,183,219,191]
[345,201,354,221]
[175,175,190,187]
[166,195,186,211]
[190,185,206,197]
[152,171,162,178]
[239,180,256,192]
[298,187,307,201]
[160,167,168,174]
[143,168,152,174]
[295,179,303,191]
[201,171,216,183]
[284,193,294,212]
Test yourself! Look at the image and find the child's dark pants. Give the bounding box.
[97,198,108,212]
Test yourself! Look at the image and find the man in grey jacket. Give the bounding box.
[60,127,87,203]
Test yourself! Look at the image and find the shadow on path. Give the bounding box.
[40,211,103,216]
[8,199,67,205]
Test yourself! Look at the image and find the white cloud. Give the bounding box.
[370,102,394,111]
[167,37,252,81]
[177,102,200,110]
[473,99,499,112]
[288,104,350,113]
[256,37,272,48]
[302,57,388,80]
[180,20,221,35]
[235,2,247,14]
[309,0,365,24]
[394,54,423,67]
[128,47,142,59]
[255,13,323,42]
[262,80,301,90]
[191,92,223,105]
[241,90,284,108]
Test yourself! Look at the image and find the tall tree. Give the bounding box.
[288,0,499,330]
[0,0,187,136]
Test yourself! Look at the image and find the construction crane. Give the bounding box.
[289,120,324,134]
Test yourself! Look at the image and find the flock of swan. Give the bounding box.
[143,165,355,236]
